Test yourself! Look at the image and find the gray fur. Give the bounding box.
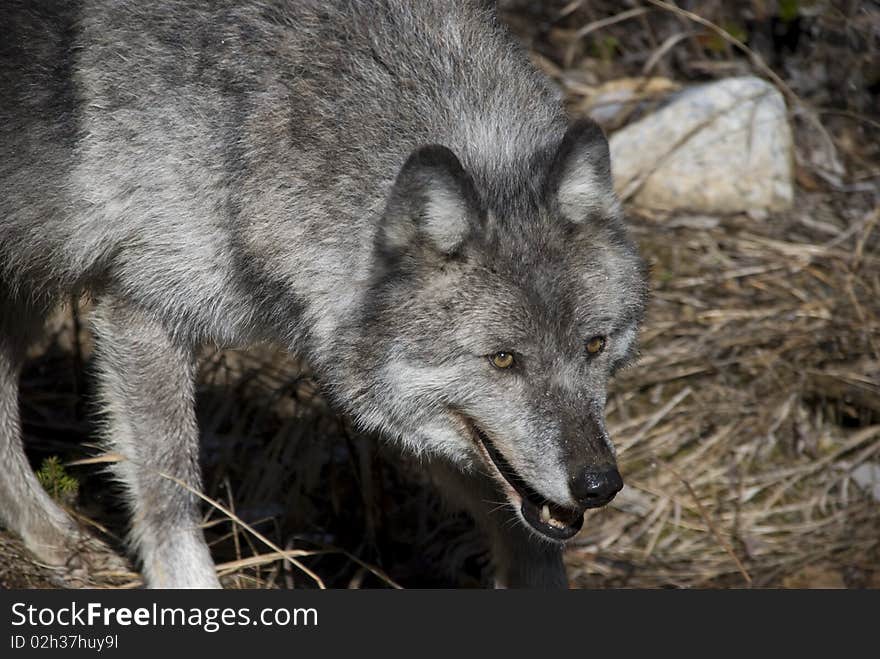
[0,0,647,588]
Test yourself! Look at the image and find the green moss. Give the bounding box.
[591,35,620,62]
[779,0,800,23]
[36,456,79,504]
[705,22,748,53]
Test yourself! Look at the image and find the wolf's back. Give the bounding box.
[0,1,565,309]
[0,1,85,297]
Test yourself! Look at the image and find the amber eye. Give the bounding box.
[490,352,515,369]
[586,336,606,356]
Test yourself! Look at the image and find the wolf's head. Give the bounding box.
[346,119,648,541]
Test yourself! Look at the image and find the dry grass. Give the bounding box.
[4,1,879,588]
[567,200,879,588]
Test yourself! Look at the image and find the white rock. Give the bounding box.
[851,463,880,503]
[609,76,794,214]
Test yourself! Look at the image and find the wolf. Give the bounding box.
[0,0,648,588]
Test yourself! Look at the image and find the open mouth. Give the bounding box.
[462,417,585,541]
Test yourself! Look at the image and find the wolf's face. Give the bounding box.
[349,120,647,542]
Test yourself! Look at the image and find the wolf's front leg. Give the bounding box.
[428,460,568,589]
[0,292,130,586]
[92,296,219,588]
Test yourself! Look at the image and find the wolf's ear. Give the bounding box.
[548,119,618,222]
[378,145,482,257]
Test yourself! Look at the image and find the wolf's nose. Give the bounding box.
[570,467,623,508]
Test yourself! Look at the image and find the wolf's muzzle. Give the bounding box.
[459,415,593,541]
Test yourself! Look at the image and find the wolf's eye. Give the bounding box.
[586,336,606,356]
[490,352,515,369]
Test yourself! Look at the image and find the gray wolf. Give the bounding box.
[0,0,647,588]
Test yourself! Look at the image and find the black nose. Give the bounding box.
[570,467,623,508]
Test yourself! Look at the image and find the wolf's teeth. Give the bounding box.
[541,504,551,523]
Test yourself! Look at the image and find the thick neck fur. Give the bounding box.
[219,0,570,352]
[1,0,574,388]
